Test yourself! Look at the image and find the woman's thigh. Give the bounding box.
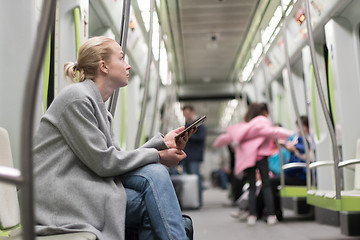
[118,163,171,191]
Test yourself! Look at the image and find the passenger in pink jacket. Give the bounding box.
[213,103,292,226]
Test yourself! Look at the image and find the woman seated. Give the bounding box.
[33,36,193,240]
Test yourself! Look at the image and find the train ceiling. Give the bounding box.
[165,0,259,99]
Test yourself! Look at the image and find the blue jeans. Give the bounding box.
[182,160,202,206]
[118,163,187,240]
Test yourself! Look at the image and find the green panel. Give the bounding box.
[43,32,51,112]
[0,230,9,237]
[74,8,81,82]
[340,195,360,211]
[140,119,146,146]
[73,8,81,58]
[137,101,147,146]
[0,225,21,237]
[310,64,320,140]
[307,194,341,211]
[327,53,336,126]
[280,186,307,197]
[120,87,126,148]
[307,194,360,211]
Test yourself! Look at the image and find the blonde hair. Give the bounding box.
[64,36,116,82]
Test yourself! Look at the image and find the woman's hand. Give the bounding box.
[164,126,196,150]
[158,148,187,167]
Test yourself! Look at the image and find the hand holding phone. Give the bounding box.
[175,115,207,142]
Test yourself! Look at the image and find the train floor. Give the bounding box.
[182,185,360,240]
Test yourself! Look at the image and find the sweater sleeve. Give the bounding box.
[141,133,169,150]
[58,99,160,177]
[239,117,292,142]
[251,125,292,140]
[213,133,232,148]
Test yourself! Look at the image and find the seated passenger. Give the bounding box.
[33,36,193,240]
[270,115,312,221]
[282,115,311,185]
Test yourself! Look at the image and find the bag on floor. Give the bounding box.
[171,174,200,209]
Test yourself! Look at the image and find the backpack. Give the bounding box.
[268,148,290,176]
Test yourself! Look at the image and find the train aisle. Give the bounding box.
[183,186,360,240]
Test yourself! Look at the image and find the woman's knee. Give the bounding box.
[138,163,170,183]
[121,164,169,190]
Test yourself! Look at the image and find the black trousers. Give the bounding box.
[244,157,275,216]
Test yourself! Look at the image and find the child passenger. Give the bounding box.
[213,103,292,226]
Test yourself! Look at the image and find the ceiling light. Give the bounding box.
[242,59,254,81]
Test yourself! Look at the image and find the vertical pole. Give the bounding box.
[281,3,311,190]
[21,1,57,239]
[108,0,131,116]
[304,0,341,199]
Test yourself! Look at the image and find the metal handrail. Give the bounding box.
[0,166,22,185]
[277,142,286,190]
[309,161,334,169]
[108,0,131,116]
[338,159,360,168]
[282,162,307,170]
[304,0,342,200]
[135,0,155,148]
[281,3,312,190]
[308,158,360,169]
[19,1,57,239]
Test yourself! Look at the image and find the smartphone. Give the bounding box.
[175,115,207,142]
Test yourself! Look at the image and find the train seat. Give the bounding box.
[0,127,96,240]
[306,138,360,212]
[278,162,311,215]
[307,189,360,211]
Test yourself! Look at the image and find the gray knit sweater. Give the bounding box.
[33,80,168,239]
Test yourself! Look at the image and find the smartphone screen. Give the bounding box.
[175,115,207,141]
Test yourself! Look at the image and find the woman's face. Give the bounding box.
[106,41,131,88]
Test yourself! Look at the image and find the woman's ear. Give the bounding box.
[98,60,108,74]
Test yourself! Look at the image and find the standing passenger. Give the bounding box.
[33,36,193,240]
[213,103,292,226]
[181,105,206,207]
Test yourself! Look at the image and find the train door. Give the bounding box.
[302,44,335,191]
[324,13,360,191]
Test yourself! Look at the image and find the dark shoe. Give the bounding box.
[275,210,283,221]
